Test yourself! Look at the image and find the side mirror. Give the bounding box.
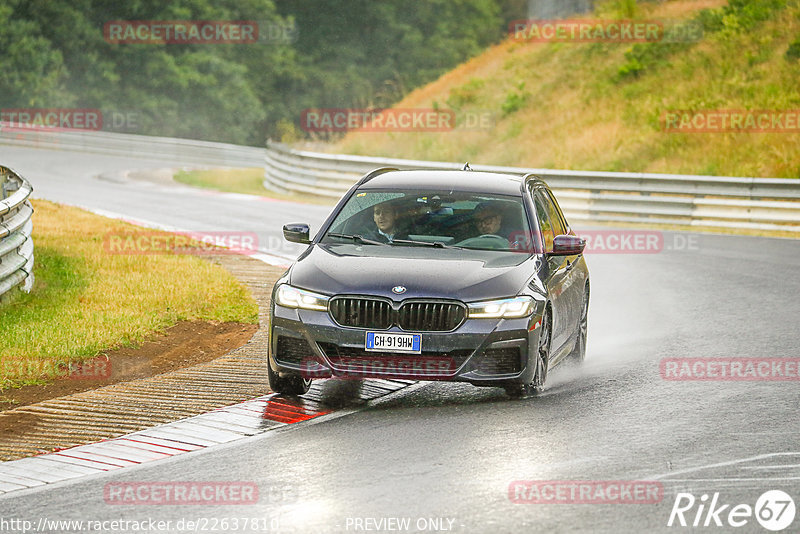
[283,223,310,244]
[550,234,585,256]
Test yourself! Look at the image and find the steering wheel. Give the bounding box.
[455,234,508,249]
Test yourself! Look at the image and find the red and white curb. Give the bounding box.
[0,379,413,496]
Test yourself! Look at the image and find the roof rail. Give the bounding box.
[359,167,398,185]
[522,172,545,185]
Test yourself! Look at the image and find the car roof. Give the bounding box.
[359,169,530,196]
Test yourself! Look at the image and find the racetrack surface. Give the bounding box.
[2,146,332,262]
[1,144,799,532]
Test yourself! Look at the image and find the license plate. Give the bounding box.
[365,332,421,354]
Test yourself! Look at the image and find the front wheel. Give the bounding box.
[505,310,551,398]
[268,362,312,395]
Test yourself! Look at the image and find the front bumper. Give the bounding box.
[269,303,544,385]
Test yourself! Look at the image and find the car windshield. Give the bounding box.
[321,189,534,252]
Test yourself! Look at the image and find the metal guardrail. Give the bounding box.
[0,128,266,168]
[1,129,797,234]
[264,141,800,233]
[0,166,34,300]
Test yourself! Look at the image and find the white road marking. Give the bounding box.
[650,452,800,480]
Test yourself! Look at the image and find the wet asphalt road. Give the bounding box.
[1,145,799,533]
[1,146,332,261]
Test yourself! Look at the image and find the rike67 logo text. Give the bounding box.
[668,490,796,531]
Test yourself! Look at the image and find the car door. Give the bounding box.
[532,189,570,355]
[542,188,583,346]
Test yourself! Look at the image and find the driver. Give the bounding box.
[364,200,407,243]
[473,201,505,237]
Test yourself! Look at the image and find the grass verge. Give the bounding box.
[0,200,259,389]
[173,168,335,205]
[332,0,800,178]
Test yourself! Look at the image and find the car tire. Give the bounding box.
[505,309,551,398]
[566,283,589,365]
[268,362,312,396]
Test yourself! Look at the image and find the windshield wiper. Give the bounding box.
[325,232,386,246]
[390,238,459,249]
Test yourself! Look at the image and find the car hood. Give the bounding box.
[288,243,538,301]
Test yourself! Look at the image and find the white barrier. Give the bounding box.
[0,128,266,167]
[263,140,800,233]
[1,128,797,233]
[0,167,34,299]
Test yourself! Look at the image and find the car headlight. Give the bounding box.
[467,296,535,319]
[275,284,329,311]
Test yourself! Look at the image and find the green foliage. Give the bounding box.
[275,118,300,144]
[617,43,684,80]
[501,82,529,116]
[275,0,504,135]
[698,0,788,37]
[0,4,69,107]
[617,50,645,79]
[787,35,800,60]
[616,0,789,81]
[696,9,726,33]
[335,0,800,179]
[0,0,509,145]
[446,78,486,110]
[614,0,639,18]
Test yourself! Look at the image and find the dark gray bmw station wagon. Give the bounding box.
[269,168,589,397]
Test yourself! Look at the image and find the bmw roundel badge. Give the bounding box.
[392,285,407,294]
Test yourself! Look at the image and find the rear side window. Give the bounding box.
[547,191,569,235]
[533,191,554,253]
[543,190,567,237]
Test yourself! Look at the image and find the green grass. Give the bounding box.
[174,168,334,204]
[174,167,271,197]
[0,200,259,389]
[333,0,800,178]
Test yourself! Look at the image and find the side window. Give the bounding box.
[546,191,569,235]
[533,191,555,253]
[543,190,567,237]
